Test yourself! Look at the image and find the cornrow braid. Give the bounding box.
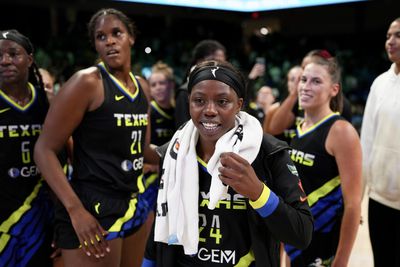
[29,62,44,90]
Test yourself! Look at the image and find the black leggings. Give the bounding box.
[368,198,400,267]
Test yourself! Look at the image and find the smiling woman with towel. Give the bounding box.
[142,60,313,267]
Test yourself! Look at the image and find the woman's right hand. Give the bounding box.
[69,207,110,258]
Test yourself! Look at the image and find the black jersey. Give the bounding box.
[72,63,148,195]
[286,113,343,265]
[150,100,175,146]
[145,134,313,267]
[290,113,341,197]
[0,83,48,221]
[176,158,253,267]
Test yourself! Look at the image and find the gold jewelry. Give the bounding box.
[9,95,30,106]
[5,86,32,106]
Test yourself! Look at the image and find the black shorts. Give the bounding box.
[54,186,151,249]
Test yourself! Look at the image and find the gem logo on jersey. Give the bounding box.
[7,166,39,178]
[120,157,144,172]
[198,248,236,264]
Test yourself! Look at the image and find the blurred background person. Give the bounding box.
[360,17,400,267]
[247,85,276,124]
[145,60,176,208]
[263,65,302,143]
[39,67,57,103]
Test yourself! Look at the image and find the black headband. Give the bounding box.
[188,65,245,98]
[0,30,33,54]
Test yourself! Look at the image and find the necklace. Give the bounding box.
[0,84,32,107]
[8,91,32,106]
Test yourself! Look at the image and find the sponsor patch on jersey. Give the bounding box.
[169,138,179,160]
[287,164,298,176]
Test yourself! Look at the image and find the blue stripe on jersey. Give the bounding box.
[10,191,52,238]
[319,219,338,234]
[285,187,343,261]
[1,233,17,266]
[18,228,45,267]
[310,186,342,216]
[0,189,52,266]
[0,182,42,234]
[284,243,302,261]
[10,200,41,236]
[142,258,156,267]
[310,187,343,232]
[106,193,153,240]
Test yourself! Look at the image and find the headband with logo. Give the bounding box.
[0,29,33,54]
[187,65,245,98]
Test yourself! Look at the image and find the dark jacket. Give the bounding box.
[143,134,313,267]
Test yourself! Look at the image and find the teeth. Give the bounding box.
[203,123,218,130]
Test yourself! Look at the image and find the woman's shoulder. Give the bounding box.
[62,66,101,93]
[54,66,103,110]
[326,119,360,154]
[330,119,357,136]
[72,66,101,84]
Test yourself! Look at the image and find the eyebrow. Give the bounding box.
[388,30,400,36]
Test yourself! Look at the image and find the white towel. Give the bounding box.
[154,111,263,255]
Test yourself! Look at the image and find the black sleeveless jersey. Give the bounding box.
[176,158,253,266]
[72,63,148,195]
[0,83,48,220]
[290,113,343,233]
[149,100,175,147]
